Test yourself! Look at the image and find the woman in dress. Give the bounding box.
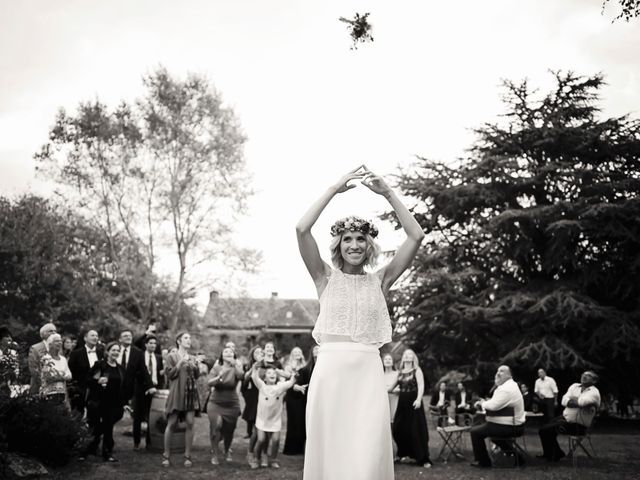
[206,346,243,464]
[85,341,127,462]
[388,349,432,468]
[40,333,72,406]
[283,346,308,455]
[297,165,425,480]
[241,346,263,441]
[162,332,201,468]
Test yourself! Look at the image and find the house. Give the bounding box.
[201,290,319,360]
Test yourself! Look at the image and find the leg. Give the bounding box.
[222,416,238,457]
[144,395,153,447]
[207,409,223,461]
[269,431,281,463]
[538,416,567,461]
[184,411,195,459]
[469,422,492,466]
[83,404,101,456]
[132,397,142,447]
[102,414,116,460]
[255,429,267,464]
[163,413,178,459]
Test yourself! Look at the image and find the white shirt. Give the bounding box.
[437,391,447,407]
[481,378,526,426]
[535,376,558,399]
[562,383,601,427]
[85,345,98,368]
[145,351,158,386]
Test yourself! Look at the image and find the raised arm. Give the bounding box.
[296,166,366,289]
[251,365,266,391]
[361,168,425,294]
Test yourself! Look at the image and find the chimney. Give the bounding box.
[209,290,219,301]
[271,292,278,299]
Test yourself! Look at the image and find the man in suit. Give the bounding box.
[28,322,57,394]
[68,329,102,416]
[429,381,453,426]
[133,335,163,449]
[133,321,162,354]
[118,329,154,446]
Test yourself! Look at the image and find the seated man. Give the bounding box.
[429,382,453,426]
[454,382,475,425]
[470,365,526,468]
[538,370,601,461]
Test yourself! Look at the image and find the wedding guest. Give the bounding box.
[258,341,291,379]
[206,346,243,464]
[68,329,102,416]
[454,382,475,424]
[534,368,558,420]
[520,383,536,412]
[469,365,525,468]
[133,321,161,353]
[62,335,76,359]
[430,382,453,426]
[28,322,57,394]
[296,345,319,396]
[241,346,263,441]
[84,342,127,462]
[118,329,152,405]
[39,333,72,405]
[0,327,19,388]
[162,332,201,468]
[383,353,399,424]
[538,371,601,461]
[283,346,307,455]
[250,364,297,469]
[388,349,432,468]
[132,335,161,450]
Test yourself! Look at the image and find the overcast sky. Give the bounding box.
[1,0,638,307]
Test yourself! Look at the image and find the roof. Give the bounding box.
[202,294,319,330]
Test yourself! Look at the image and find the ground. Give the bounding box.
[48,407,640,480]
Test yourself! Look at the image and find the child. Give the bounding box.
[250,364,296,468]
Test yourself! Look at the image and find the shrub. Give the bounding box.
[0,390,89,466]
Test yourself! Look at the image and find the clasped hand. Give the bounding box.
[333,165,391,196]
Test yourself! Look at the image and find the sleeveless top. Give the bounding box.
[312,269,392,347]
[397,369,418,393]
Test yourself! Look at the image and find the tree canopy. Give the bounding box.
[390,72,640,394]
[36,67,258,330]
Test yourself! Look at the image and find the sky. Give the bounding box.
[1,0,639,309]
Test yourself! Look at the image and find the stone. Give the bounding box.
[1,452,49,479]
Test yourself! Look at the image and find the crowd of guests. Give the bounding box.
[0,323,604,470]
[0,321,319,469]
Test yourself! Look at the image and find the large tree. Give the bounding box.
[390,72,640,394]
[36,67,258,330]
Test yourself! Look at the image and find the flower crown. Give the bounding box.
[330,216,379,238]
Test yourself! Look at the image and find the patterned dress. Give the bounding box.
[164,352,201,419]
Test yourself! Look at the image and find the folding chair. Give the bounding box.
[562,415,597,468]
[429,409,470,463]
[487,413,528,468]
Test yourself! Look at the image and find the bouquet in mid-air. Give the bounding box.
[339,13,374,49]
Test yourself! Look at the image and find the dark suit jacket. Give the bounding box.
[430,390,452,408]
[138,350,164,391]
[68,345,104,404]
[122,345,153,402]
[86,360,127,418]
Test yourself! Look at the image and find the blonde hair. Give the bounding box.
[330,232,381,270]
[400,349,420,370]
[286,347,306,371]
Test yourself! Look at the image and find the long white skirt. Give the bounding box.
[304,343,394,480]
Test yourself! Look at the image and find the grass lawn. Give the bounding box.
[48,407,640,480]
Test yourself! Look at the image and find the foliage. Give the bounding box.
[0,195,193,345]
[389,72,640,393]
[602,0,640,21]
[0,390,88,466]
[339,13,374,49]
[36,66,258,330]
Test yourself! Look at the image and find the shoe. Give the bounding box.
[210,455,219,465]
[78,456,86,462]
[260,458,269,468]
[249,459,259,469]
[184,456,192,468]
[133,444,140,451]
[103,456,118,463]
[161,453,170,467]
[423,461,433,468]
[270,461,280,468]
[470,461,491,468]
[225,451,232,462]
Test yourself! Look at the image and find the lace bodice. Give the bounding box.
[312,269,392,347]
